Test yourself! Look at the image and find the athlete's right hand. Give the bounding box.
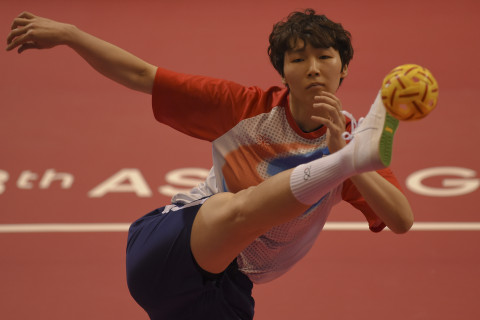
[7,11,156,94]
[6,12,73,53]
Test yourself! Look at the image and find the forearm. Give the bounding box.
[6,13,157,94]
[350,171,413,234]
[65,25,157,94]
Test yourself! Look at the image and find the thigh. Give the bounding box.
[190,190,268,275]
[190,170,307,275]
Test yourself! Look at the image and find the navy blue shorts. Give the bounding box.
[126,199,255,320]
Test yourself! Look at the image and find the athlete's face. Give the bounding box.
[283,39,348,101]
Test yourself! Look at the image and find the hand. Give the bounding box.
[310,92,346,153]
[6,12,72,53]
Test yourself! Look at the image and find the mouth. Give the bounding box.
[306,82,325,90]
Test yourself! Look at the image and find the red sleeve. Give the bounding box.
[341,168,403,233]
[151,67,287,141]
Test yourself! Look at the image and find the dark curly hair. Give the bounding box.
[268,9,354,81]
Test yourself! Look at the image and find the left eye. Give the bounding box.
[319,56,330,59]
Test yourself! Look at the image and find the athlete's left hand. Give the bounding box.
[310,92,346,153]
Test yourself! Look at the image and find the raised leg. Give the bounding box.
[191,92,398,274]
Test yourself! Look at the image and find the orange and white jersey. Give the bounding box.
[152,68,399,283]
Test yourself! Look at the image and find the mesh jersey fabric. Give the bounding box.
[152,67,401,283]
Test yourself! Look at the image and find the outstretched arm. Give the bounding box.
[6,12,157,94]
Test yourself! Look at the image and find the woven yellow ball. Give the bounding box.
[381,64,439,120]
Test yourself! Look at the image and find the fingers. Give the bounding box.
[6,28,32,52]
[6,13,38,52]
[314,92,342,112]
[10,12,36,30]
[18,42,39,54]
[18,12,36,19]
[312,92,345,128]
[311,92,347,153]
[7,25,28,46]
[11,17,33,30]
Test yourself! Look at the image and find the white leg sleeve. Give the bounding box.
[289,144,355,205]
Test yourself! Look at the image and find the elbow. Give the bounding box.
[390,220,413,234]
[389,211,414,234]
[126,65,156,94]
[137,65,157,94]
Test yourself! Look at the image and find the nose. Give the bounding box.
[307,58,320,77]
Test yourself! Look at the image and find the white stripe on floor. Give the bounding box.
[0,222,479,233]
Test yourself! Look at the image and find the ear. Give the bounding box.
[340,64,349,78]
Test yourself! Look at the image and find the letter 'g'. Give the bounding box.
[406,167,479,197]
